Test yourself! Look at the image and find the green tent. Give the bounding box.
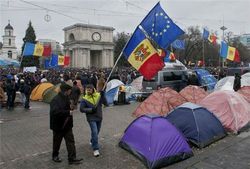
[42,83,61,103]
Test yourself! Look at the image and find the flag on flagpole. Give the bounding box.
[23,42,35,56]
[42,45,52,57]
[140,2,184,49]
[58,55,65,65]
[50,54,58,67]
[64,56,70,66]
[164,50,176,62]
[203,29,217,45]
[220,41,240,62]
[172,39,185,49]
[123,27,164,80]
[33,43,44,56]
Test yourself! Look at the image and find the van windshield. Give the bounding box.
[163,71,187,81]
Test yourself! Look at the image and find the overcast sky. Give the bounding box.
[1,0,250,50]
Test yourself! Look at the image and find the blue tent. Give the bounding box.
[195,69,217,91]
[119,115,193,169]
[166,102,226,148]
[105,87,119,105]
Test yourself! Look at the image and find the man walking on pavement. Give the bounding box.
[50,81,83,165]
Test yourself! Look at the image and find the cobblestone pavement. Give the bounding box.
[0,102,250,169]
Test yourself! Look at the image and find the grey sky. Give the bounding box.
[1,0,250,50]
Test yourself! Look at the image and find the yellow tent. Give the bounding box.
[30,82,54,101]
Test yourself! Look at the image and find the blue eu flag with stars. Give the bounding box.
[140,2,184,49]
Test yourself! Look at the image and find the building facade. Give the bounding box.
[63,23,114,68]
[1,22,18,60]
[239,34,250,50]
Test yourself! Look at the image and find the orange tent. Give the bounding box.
[133,87,187,117]
[238,86,250,103]
[30,82,54,101]
[179,85,208,104]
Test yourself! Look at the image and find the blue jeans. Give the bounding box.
[88,120,102,150]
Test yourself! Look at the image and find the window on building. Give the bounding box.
[9,39,11,46]
[8,51,12,59]
[69,33,75,41]
[9,31,11,36]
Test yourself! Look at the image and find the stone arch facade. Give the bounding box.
[63,23,114,68]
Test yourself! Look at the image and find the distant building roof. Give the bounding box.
[63,23,115,31]
[5,23,13,30]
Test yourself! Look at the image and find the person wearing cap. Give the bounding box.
[49,81,82,165]
[80,84,108,157]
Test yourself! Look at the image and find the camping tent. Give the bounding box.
[200,91,250,133]
[130,76,143,91]
[105,79,124,105]
[0,57,20,67]
[194,69,217,91]
[179,85,207,103]
[242,72,250,85]
[133,87,187,117]
[237,86,250,103]
[215,76,249,91]
[119,115,193,169]
[42,83,61,103]
[166,102,226,148]
[30,82,54,101]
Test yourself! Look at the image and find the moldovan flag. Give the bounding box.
[23,42,35,56]
[58,55,65,65]
[164,50,176,62]
[123,27,164,80]
[220,41,240,62]
[64,56,70,66]
[33,43,44,56]
[203,29,217,45]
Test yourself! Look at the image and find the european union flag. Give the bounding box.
[203,29,209,39]
[140,2,184,49]
[172,39,185,49]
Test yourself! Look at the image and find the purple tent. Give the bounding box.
[119,115,193,169]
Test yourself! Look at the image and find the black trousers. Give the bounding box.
[52,129,76,161]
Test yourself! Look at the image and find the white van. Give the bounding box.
[142,61,188,98]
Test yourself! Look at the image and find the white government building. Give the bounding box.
[63,23,115,68]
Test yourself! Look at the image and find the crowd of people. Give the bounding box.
[0,67,139,110]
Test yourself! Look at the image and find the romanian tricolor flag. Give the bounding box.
[23,42,52,57]
[123,27,164,80]
[203,29,217,45]
[220,41,240,62]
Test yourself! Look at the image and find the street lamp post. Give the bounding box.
[220,25,227,67]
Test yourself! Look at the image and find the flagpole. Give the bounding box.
[202,38,205,68]
[102,52,123,90]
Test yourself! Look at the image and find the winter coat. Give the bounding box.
[0,86,5,102]
[233,76,241,91]
[96,77,106,92]
[70,85,81,105]
[80,91,108,121]
[50,92,73,132]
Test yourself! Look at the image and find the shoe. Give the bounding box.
[68,158,83,165]
[52,156,62,163]
[93,150,100,157]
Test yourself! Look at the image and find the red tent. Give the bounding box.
[179,85,208,104]
[133,87,187,117]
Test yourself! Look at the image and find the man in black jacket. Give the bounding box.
[50,81,82,165]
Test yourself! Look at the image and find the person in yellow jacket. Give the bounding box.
[80,84,108,157]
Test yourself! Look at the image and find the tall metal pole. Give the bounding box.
[220,25,227,67]
[202,38,205,68]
